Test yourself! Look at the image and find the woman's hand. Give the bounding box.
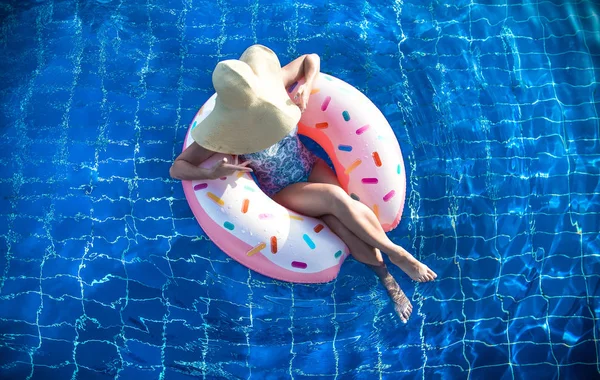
[282,53,320,112]
[209,157,253,179]
[293,83,311,112]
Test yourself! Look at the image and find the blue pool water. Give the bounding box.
[1,0,599,379]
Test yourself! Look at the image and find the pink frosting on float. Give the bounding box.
[181,73,407,283]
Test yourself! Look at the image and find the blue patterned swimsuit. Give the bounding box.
[241,127,317,197]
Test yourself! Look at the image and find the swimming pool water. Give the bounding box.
[0,0,599,379]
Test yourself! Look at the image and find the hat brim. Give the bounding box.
[192,95,300,155]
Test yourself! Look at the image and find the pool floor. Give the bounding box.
[0,0,599,379]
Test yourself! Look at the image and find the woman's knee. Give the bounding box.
[352,246,385,267]
[324,186,352,215]
[322,214,384,267]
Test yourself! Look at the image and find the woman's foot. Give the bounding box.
[369,264,413,323]
[391,287,413,323]
[389,254,437,282]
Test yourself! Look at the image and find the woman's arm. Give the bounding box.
[170,142,253,181]
[281,53,321,111]
[169,142,217,180]
[281,53,320,89]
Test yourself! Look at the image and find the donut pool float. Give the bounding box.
[182,73,407,283]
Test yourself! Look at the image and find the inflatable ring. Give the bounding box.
[182,73,407,283]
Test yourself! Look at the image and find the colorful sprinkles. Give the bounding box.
[310,88,320,95]
[247,242,266,256]
[372,152,382,167]
[224,222,235,231]
[207,192,224,206]
[397,164,402,174]
[334,250,343,258]
[342,111,350,121]
[338,145,353,152]
[270,236,278,254]
[303,234,316,249]
[383,190,396,202]
[291,261,308,269]
[314,224,324,233]
[316,122,329,129]
[350,193,360,201]
[344,159,362,174]
[356,124,370,135]
[288,81,298,93]
[321,96,331,111]
[362,178,379,184]
[194,183,208,191]
[289,215,304,221]
[241,199,250,214]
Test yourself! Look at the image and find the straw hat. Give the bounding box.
[191,44,301,154]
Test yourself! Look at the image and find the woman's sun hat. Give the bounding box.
[191,44,301,154]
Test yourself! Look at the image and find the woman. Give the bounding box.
[170,45,436,322]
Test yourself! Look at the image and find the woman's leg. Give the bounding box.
[325,214,413,322]
[306,160,383,267]
[306,160,413,321]
[321,214,383,267]
[272,165,437,282]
